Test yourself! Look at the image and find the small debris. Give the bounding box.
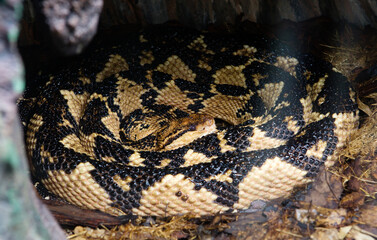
[311,226,377,240]
[340,191,365,208]
[295,204,348,227]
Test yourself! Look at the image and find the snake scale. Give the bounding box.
[20,27,359,217]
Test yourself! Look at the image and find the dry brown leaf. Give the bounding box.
[339,191,365,208]
[357,98,373,116]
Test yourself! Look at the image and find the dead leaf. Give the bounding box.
[311,228,339,240]
[357,98,373,116]
[339,191,365,208]
[359,204,377,227]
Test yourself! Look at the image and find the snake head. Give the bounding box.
[158,114,216,150]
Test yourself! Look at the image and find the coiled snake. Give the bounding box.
[20,28,358,217]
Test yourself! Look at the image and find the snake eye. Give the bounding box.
[188,125,196,131]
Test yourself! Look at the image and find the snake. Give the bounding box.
[20,27,359,217]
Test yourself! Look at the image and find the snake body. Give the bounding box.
[21,27,358,217]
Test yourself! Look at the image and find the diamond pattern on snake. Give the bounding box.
[19,27,359,217]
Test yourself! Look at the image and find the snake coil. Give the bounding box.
[20,27,358,217]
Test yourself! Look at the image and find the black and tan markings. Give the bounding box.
[21,27,358,216]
